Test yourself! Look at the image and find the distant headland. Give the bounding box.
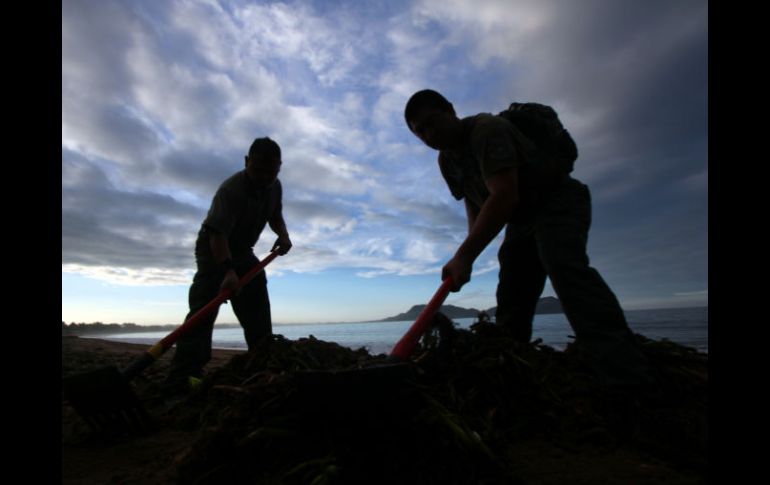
[374,296,563,322]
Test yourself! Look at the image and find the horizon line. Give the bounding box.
[63,303,708,327]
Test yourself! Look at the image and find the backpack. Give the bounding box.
[497,102,578,175]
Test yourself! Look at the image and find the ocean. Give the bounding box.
[95,306,708,356]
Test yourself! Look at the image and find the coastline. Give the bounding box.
[76,306,709,356]
[62,335,243,372]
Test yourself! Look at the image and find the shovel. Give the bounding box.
[62,250,281,437]
[389,277,454,361]
[294,277,454,393]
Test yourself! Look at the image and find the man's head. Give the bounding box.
[404,89,461,151]
[245,137,282,186]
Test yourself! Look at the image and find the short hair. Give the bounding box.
[248,137,281,162]
[404,89,454,126]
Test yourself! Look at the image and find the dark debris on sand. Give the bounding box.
[161,316,707,485]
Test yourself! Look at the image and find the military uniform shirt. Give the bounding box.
[195,170,283,267]
[439,113,537,217]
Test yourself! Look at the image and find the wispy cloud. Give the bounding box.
[674,290,708,298]
[62,0,707,321]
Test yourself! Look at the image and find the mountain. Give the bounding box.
[378,304,481,322]
[377,296,563,322]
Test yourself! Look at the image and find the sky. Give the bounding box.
[62,0,708,326]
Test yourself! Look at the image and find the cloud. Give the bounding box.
[62,150,202,272]
[586,199,707,305]
[408,0,708,197]
[281,148,377,197]
[158,148,240,199]
[62,0,387,278]
[62,264,193,286]
[413,0,549,65]
[405,240,439,262]
[237,2,365,87]
[62,0,706,315]
[679,169,708,193]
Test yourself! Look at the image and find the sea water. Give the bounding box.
[97,306,708,355]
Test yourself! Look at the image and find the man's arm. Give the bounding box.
[209,231,240,293]
[442,167,519,290]
[268,211,292,255]
[464,199,480,234]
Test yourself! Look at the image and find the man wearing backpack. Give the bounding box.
[404,89,655,389]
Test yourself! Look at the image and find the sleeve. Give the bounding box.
[202,186,237,236]
[438,152,465,201]
[473,118,520,180]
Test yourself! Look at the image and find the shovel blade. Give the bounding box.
[63,366,155,438]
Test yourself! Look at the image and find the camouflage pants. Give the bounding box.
[495,177,654,387]
[166,255,272,384]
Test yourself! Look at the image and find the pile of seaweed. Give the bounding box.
[171,316,708,484]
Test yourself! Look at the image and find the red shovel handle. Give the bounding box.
[157,250,280,351]
[120,251,281,381]
[389,277,453,361]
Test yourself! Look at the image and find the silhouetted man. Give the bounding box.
[166,137,292,392]
[405,89,654,388]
